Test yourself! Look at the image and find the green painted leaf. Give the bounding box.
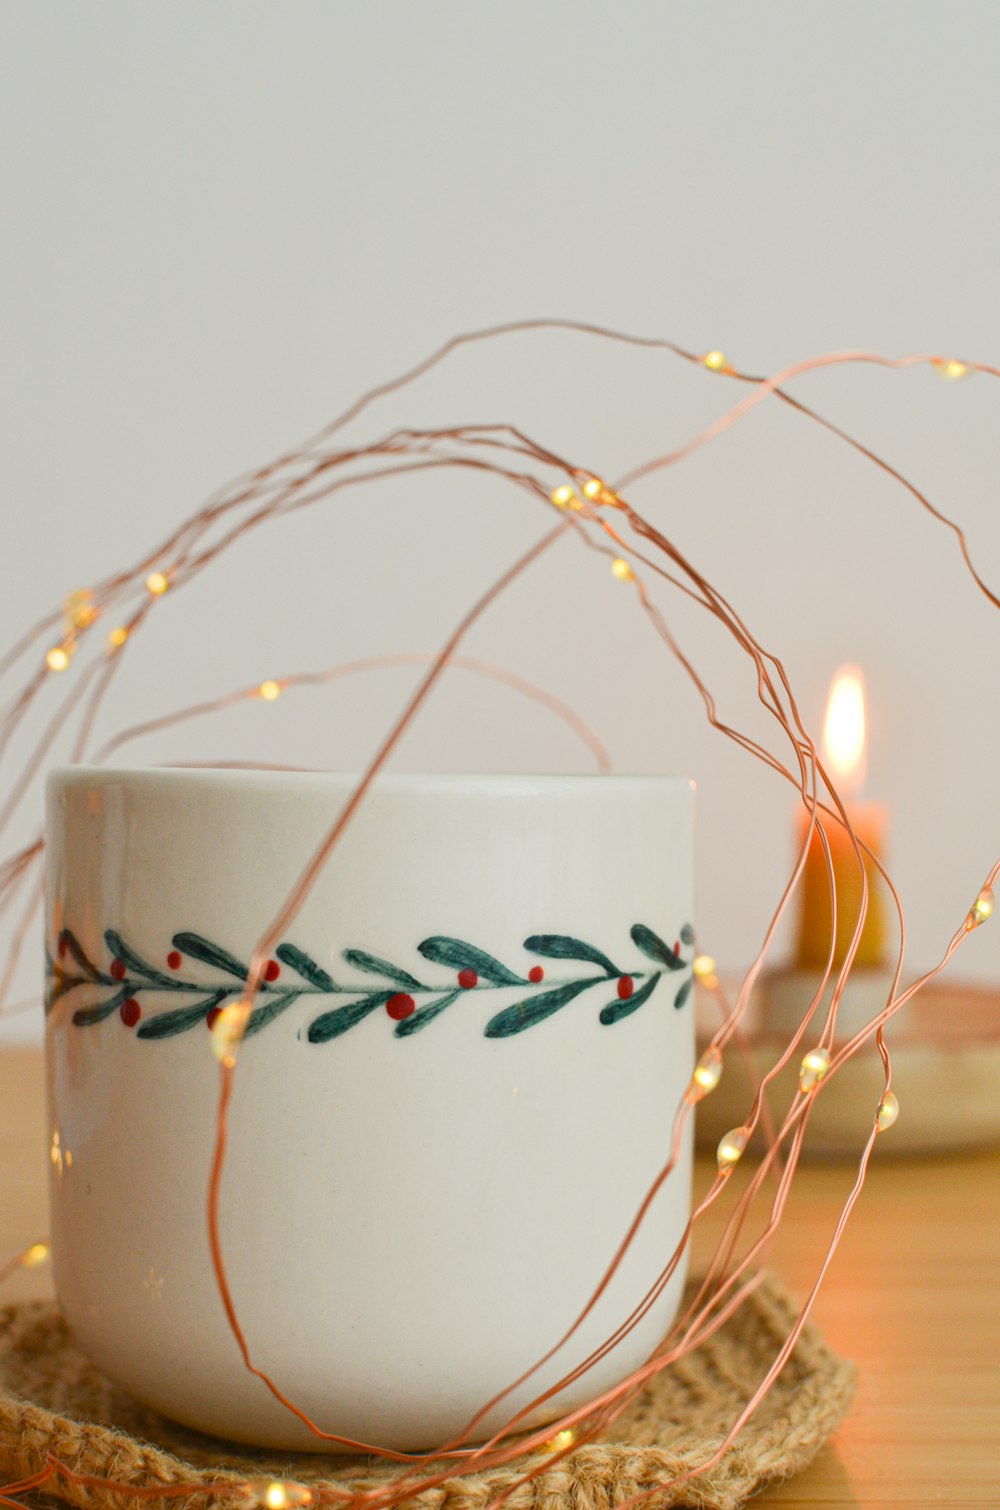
[136,991,227,1039]
[394,988,461,1038]
[308,992,393,1043]
[343,949,422,990]
[418,937,525,986]
[71,987,129,1027]
[674,977,693,1010]
[484,978,596,1039]
[172,933,249,981]
[59,929,109,984]
[680,923,695,946]
[600,972,661,1025]
[104,930,177,987]
[244,991,301,1038]
[631,924,684,971]
[523,934,618,976]
[275,943,336,991]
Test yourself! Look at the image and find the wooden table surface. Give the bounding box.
[1,1047,998,1508]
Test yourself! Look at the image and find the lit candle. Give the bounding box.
[793,666,888,970]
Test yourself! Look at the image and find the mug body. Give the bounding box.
[45,768,695,1451]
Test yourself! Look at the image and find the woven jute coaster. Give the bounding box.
[0,1275,853,1510]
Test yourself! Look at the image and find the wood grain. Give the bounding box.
[1,1048,997,1505]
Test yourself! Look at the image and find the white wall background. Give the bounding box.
[3,1,999,1041]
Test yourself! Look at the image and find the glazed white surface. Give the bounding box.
[45,769,694,1451]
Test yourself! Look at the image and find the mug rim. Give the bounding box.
[48,765,694,794]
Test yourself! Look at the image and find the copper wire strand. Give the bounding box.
[1,325,998,1507]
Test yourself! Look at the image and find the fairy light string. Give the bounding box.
[0,324,997,1507]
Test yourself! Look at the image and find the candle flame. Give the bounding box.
[822,665,866,797]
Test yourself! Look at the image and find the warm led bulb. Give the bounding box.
[876,1091,899,1131]
[243,1481,313,1509]
[21,1242,50,1269]
[45,646,70,672]
[258,680,281,702]
[934,357,968,382]
[717,1126,748,1172]
[966,886,994,930]
[146,571,169,596]
[107,625,129,649]
[550,484,576,509]
[692,954,715,980]
[703,350,728,371]
[611,558,632,581]
[582,477,604,500]
[690,1045,723,1099]
[211,1000,252,1066]
[64,589,97,629]
[798,1045,831,1093]
[548,1428,575,1451]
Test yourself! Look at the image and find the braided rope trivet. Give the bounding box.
[0,1275,853,1510]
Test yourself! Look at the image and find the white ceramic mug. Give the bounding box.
[45,768,694,1451]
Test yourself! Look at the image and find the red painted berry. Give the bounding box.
[264,959,280,983]
[166,950,181,970]
[674,940,681,957]
[57,935,67,960]
[529,965,544,983]
[458,968,478,990]
[206,1006,222,1030]
[110,958,126,981]
[617,975,634,1000]
[120,998,140,1027]
[386,992,415,1020]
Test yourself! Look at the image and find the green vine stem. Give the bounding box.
[46,922,695,1042]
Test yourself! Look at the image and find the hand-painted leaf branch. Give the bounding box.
[71,987,130,1027]
[136,991,228,1039]
[418,936,526,986]
[308,992,395,1043]
[393,988,461,1038]
[245,990,302,1037]
[674,977,693,1010]
[59,930,115,985]
[600,972,662,1025]
[342,948,423,990]
[484,978,598,1038]
[105,929,178,988]
[523,934,619,976]
[171,932,250,980]
[275,942,337,992]
[631,924,685,971]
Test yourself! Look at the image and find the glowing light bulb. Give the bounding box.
[21,1242,50,1269]
[703,350,728,372]
[548,1428,575,1451]
[966,886,994,930]
[550,484,576,509]
[146,571,169,596]
[107,625,129,649]
[822,664,866,797]
[211,1000,252,1066]
[689,1045,723,1100]
[876,1091,899,1131]
[242,1481,313,1509]
[717,1126,747,1173]
[582,478,604,500]
[64,589,97,630]
[610,558,632,581]
[45,646,70,672]
[258,680,281,702]
[798,1045,832,1093]
[933,357,968,382]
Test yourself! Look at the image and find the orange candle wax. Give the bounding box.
[793,801,888,969]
